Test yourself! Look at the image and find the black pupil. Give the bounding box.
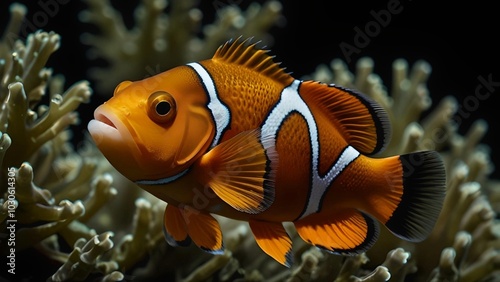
[156,101,171,116]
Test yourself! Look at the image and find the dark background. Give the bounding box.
[1,0,499,179]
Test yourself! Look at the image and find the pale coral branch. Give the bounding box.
[335,253,369,281]
[112,198,153,270]
[51,159,98,203]
[0,132,12,169]
[30,81,91,137]
[79,173,117,222]
[181,250,232,282]
[0,3,26,51]
[16,200,85,251]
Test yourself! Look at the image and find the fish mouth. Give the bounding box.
[87,105,141,162]
[88,108,123,145]
[95,112,116,129]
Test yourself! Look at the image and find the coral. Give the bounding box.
[1,1,499,281]
[48,232,123,282]
[79,0,284,94]
[0,3,162,281]
[0,4,92,253]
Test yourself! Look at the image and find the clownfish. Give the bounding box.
[88,38,446,267]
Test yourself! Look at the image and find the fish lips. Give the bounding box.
[88,105,144,179]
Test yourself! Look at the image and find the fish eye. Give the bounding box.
[147,91,176,124]
[156,100,171,115]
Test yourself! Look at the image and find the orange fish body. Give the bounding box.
[88,38,446,266]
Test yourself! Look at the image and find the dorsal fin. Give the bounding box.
[213,37,293,85]
[299,81,391,155]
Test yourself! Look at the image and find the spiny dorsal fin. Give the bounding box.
[213,37,293,85]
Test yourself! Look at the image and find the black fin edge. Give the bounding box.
[386,151,446,241]
[321,213,380,256]
[284,249,294,268]
[163,225,191,247]
[331,84,392,155]
[200,244,225,255]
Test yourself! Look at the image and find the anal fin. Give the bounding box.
[249,220,293,267]
[294,209,379,255]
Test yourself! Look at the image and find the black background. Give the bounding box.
[1,0,499,179]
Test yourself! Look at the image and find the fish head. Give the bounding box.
[87,66,215,182]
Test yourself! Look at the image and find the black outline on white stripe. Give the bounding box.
[316,145,360,212]
[136,169,189,185]
[329,84,390,155]
[186,62,231,148]
[261,80,361,220]
[136,62,231,186]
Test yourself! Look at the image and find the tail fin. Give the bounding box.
[383,151,446,241]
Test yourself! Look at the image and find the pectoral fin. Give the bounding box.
[196,129,278,214]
